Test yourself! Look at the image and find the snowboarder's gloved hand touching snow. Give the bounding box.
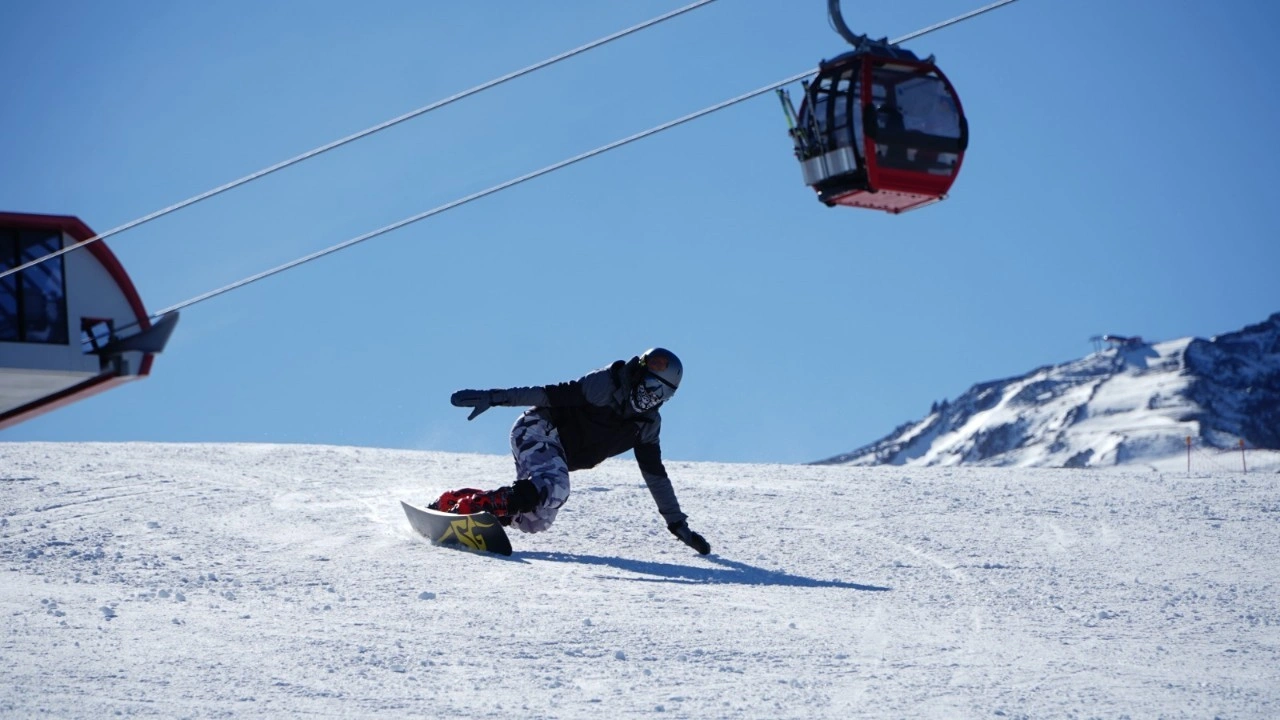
[668,521,711,555]
[451,389,508,421]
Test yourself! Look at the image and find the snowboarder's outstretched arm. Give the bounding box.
[636,442,711,555]
[450,367,619,420]
[450,387,549,420]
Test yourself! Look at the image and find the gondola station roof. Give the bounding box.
[0,211,177,430]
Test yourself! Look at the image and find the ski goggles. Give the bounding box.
[632,372,676,412]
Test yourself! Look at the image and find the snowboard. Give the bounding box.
[400,501,513,556]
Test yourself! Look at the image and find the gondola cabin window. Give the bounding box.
[0,228,69,345]
[869,63,963,176]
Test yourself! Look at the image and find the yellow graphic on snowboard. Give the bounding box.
[438,515,495,552]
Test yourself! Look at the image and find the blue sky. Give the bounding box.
[2,1,1277,464]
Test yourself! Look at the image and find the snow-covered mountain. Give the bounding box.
[819,313,1280,468]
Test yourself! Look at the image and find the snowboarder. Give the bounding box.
[433,347,711,555]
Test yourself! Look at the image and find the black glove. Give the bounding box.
[668,521,711,555]
[451,389,507,421]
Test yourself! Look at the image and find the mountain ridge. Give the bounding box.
[818,312,1280,467]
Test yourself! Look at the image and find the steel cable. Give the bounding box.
[0,0,721,282]
[153,0,1022,317]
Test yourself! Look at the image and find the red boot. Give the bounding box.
[428,488,484,512]
[449,488,513,524]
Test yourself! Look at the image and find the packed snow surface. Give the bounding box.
[3,442,1279,718]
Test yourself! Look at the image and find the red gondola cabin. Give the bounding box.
[784,40,968,213]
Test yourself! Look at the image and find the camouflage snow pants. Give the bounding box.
[508,409,571,534]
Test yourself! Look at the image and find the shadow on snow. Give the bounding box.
[520,552,890,591]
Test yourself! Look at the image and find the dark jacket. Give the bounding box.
[496,357,686,525]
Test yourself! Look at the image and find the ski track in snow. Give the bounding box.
[1,442,1278,718]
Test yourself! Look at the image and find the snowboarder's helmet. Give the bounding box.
[631,348,682,412]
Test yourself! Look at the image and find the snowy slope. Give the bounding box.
[820,313,1280,468]
[3,442,1279,718]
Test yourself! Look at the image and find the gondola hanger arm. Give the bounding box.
[827,0,868,48]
